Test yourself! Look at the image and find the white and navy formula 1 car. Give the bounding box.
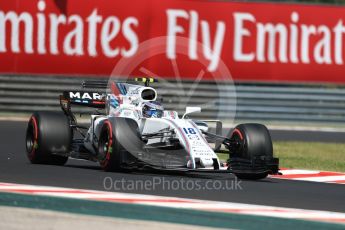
[26,78,279,180]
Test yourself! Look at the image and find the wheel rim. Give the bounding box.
[230,128,245,157]
[26,116,38,160]
[99,121,113,168]
[99,131,109,159]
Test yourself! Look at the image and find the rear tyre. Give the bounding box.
[98,117,142,172]
[229,123,273,180]
[26,112,71,165]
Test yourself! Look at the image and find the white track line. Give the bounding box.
[270,169,345,184]
[294,175,345,182]
[277,169,320,175]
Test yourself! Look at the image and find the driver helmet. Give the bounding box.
[142,101,164,118]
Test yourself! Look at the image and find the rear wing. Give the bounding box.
[82,80,108,89]
[60,91,106,111]
[80,78,158,89]
[59,78,158,110]
[59,80,109,109]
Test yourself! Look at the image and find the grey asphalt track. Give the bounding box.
[270,129,345,143]
[0,121,344,213]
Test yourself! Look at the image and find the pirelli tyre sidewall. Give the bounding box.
[26,111,71,165]
[230,123,273,180]
[98,117,142,172]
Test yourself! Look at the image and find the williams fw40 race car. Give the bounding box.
[26,78,279,180]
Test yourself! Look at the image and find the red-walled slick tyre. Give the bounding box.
[26,112,71,165]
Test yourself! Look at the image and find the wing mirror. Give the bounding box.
[182,107,201,119]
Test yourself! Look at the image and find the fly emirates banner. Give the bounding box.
[1,0,345,83]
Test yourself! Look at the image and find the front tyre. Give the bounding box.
[98,117,142,172]
[229,123,277,180]
[98,120,119,171]
[26,112,71,165]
